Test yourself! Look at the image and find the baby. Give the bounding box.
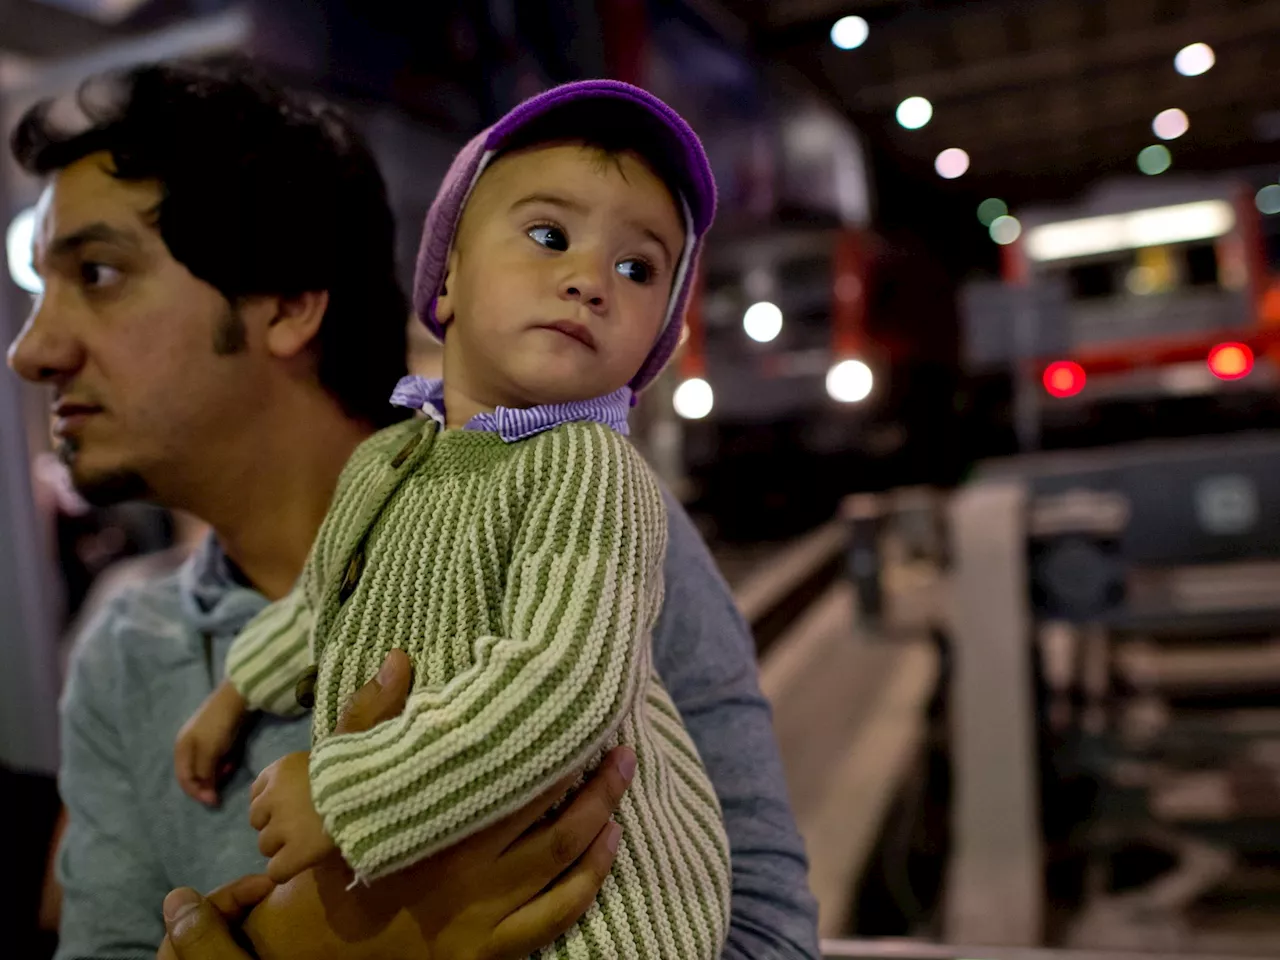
[174,80,730,958]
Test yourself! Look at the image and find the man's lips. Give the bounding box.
[52,401,103,434]
[537,320,596,351]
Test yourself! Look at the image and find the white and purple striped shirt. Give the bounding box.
[389,376,631,442]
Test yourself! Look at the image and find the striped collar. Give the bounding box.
[389,376,631,442]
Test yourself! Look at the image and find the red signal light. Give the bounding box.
[1207,342,1253,381]
[1043,360,1086,398]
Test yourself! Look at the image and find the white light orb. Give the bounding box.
[826,359,873,403]
[673,377,714,420]
[1174,43,1215,77]
[896,96,933,130]
[831,15,869,50]
[935,147,970,179]
[743,301,783,343]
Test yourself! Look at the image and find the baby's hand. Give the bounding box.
[249,750,336,884]
[175,680,248,806]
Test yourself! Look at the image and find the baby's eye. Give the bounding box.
[528,225,568,251]
[616,258,654,284]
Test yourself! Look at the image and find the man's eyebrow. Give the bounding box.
[48,222,141,258]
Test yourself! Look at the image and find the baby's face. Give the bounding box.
[436,142,685,409]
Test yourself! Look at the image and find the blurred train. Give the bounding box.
[673,221,960,540]
[962,176,1280,454]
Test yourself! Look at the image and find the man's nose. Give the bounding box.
[6,299,84,385]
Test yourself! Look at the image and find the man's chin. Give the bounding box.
[61,447,152,507]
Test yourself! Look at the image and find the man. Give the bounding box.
[7,59,818,959]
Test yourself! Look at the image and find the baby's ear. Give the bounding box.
[434,249,461,328]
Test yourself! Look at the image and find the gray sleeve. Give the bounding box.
[54,603,168,960]
[654,490,821,960]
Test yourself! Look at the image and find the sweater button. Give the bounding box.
[339,548,364,603]
[295,666,318,709]
[391,431,422,468]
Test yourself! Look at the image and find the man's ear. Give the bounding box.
[259,290,330,359]
[433,249,461,329]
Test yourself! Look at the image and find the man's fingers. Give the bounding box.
[333,649,413,735]
[499,747,634,901]
[203,874,275,922]
[162,888,254,960]
[491,822,622,960]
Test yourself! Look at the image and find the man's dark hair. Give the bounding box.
[11,58,409,427]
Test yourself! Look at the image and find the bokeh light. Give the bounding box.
[673,378,714,420]
[743,301,783,343]
[830,15,869,50]
[935,147,970,179]
[1256,184,1280,216]
[826,359,874,403]
[977,198,1008,226]
[1174,43,1215,77]
[1137,144,1172,175]
[896,96,933,130]
[1152,108,1189,140]
[989,215,1022,245]
[1043,361,1086,398]
[1208,342,1253,381]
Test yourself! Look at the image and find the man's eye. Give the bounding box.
[80,263,123,288]
[528,225,568,251]
[616,258,654,284]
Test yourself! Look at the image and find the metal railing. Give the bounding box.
[822,940,1250,960]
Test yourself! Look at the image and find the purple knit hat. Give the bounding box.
[411,79,717,395]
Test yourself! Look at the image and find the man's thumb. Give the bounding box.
[334,649,412,735]
[163,888,229,953]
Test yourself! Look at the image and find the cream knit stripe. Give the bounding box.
[642,718,728,952]
[226,596,310,714]
[647,724,733,920]
[595,870,642,960]
[647,691,727,819]
[634,720,707,960]
[617,735,687,958]
[309,430,657,878]
[612,835,661,958]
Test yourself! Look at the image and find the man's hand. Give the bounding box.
[194,648,632,960]
[248,751,335,883]
[156,874,274,960]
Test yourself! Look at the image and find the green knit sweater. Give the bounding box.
[225,417,731,958]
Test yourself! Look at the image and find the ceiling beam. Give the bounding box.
[847,0,1280,108]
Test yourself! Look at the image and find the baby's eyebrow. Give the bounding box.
[623,218,674,270]
[510,192,588,215]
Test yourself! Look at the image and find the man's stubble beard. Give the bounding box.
[56,436,152,507]
[54,300,247,507]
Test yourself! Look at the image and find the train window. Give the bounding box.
[1067,261,1117,300]
[1183,243,1220,287]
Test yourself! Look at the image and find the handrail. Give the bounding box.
[821,939,1247,960]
